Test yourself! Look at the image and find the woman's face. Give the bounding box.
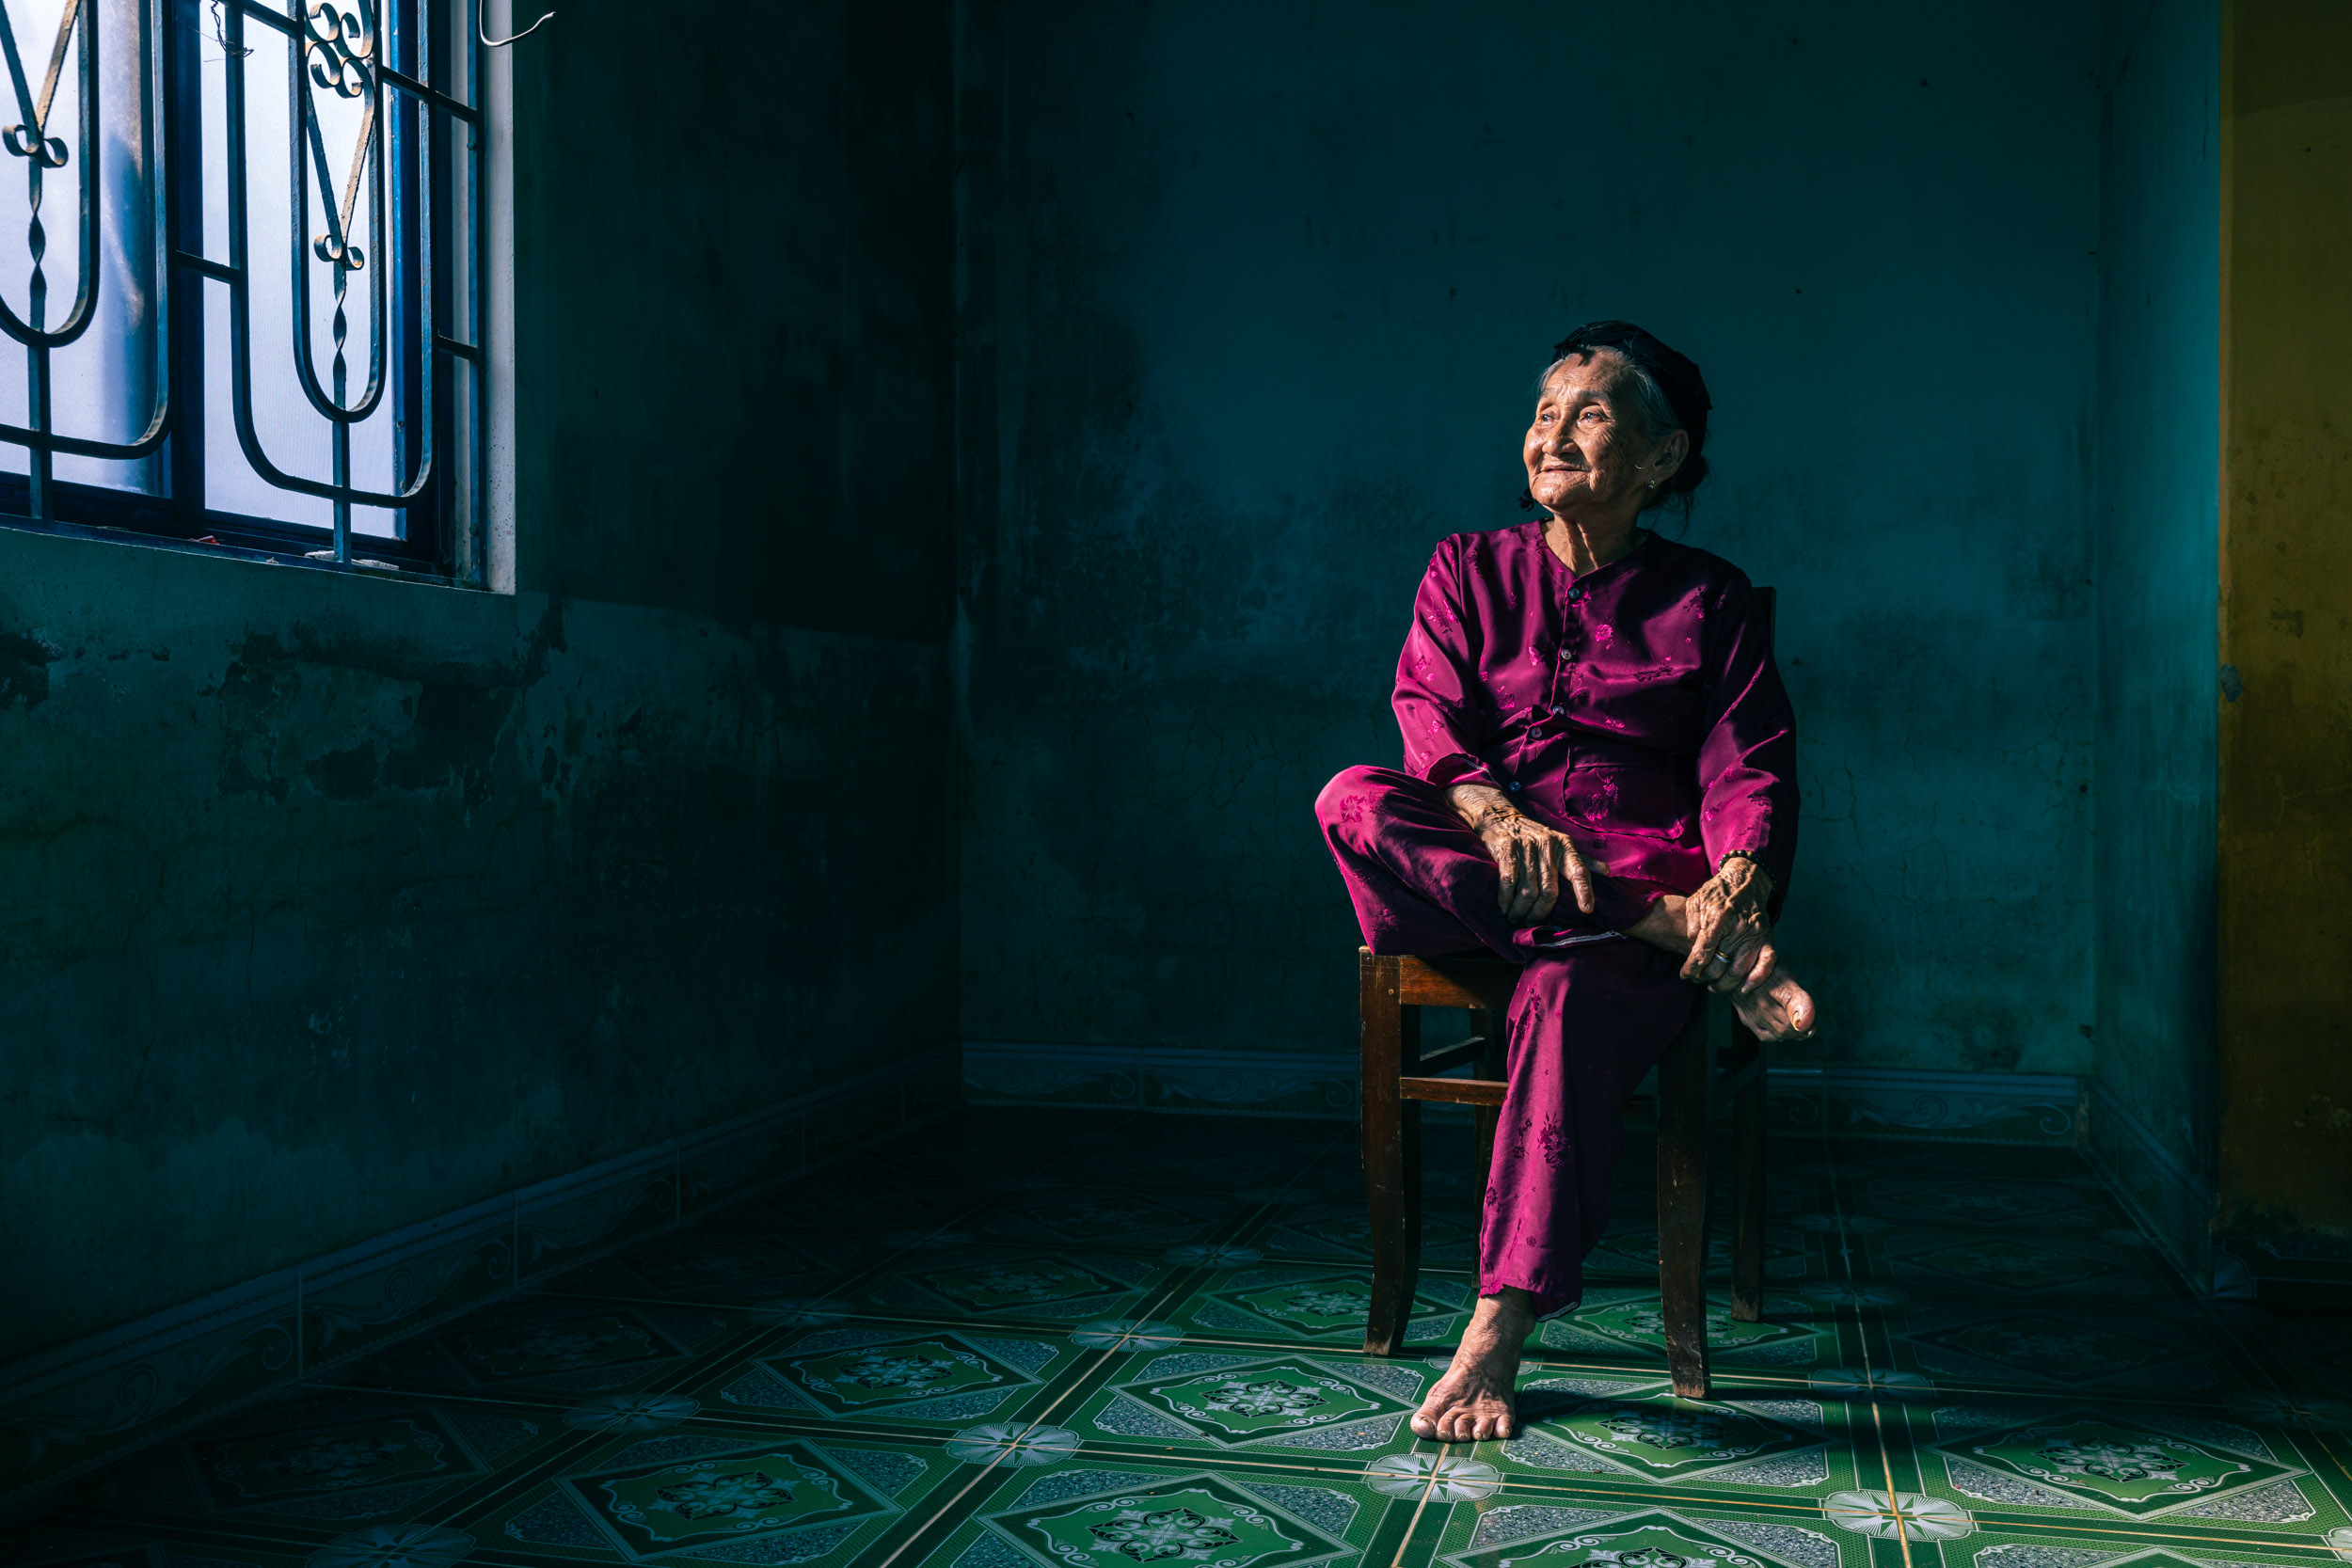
[1522,350,1684,520]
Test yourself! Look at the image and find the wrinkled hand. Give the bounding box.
[1680,856,1776,992]
[1446,784,1596,926]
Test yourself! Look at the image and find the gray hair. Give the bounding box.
[1537,351,1684,448]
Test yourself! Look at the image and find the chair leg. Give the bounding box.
[1361,957,1422,1355]
[1655,995,1712,1399]
[1470,1006,1504,1200]
[1730,1058,1767,1323]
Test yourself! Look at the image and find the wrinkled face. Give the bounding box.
[1522,350,1684,518]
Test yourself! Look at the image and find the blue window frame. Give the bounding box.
[0,0,488,580]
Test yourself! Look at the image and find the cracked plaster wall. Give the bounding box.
[955,1,2102,1073]
[0,0,954,1360]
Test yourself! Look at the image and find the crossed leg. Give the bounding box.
[1408,896,1819,1444]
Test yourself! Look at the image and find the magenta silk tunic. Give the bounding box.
[1315,520,1797,1313]
[1397,521,1796,918]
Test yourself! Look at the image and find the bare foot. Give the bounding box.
[1412,1289,1533,1442]
[1733,970,1817,1041]
[1629,893,1820,1042]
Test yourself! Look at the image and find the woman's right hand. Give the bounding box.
[1446,784,1597,925]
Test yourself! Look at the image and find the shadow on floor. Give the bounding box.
[8,1109,2349,1565]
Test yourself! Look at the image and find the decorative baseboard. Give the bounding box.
[0,1044,960,1508]
[963,1042,2085,1147]
[961,1042,1359,1119]
[2084,1078,2216,1287]
[1765,1067,2083,1147]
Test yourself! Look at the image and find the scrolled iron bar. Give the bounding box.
[0,0,172,517]
[290,0,392,560]
[221,0,434,565]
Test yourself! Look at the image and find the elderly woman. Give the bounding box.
[1315,321,1817,1443]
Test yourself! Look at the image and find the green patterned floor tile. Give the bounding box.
[496,1430,946,1563]
[1437,1505,1843,1568]
[1501,1391,1830,1486]
[1579,1224,1812,1286]
[1080,1351,1423,1451]
[981,1469,1355,1568]
[1126,1359,1413,1444]
[557,1434,898,1560]
[1884,1232,2147,1297]
[891,1254,1156,1316]
[1184,1272,1464,1343]
[1854,1175,2111,1229]
[1928,1406,2311,1519]
[183,1408,487,1512]
[983,1191,1230,1247]
[615,1232,835,1294]
[1254,1206,1477,1265]
[1899,1307,2219,1389]
[711,1325,1071,1425]
[1540,1291,1830,1370]
[430,1306,691,1386]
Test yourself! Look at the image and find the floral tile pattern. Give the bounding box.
[564,1437,896,1559]
[8,1109,2351,1568]
[187,1409,484,1509]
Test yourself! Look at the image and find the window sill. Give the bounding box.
[0,510,481,590]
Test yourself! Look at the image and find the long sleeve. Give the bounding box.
[1694,573,1801,911]
[1391,540,1499,790]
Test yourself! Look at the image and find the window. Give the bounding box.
[0,0,490,580]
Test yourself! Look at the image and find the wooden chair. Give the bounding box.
[1357,950,1767,1399]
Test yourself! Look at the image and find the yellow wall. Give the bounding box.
[2217,0,2352,1234]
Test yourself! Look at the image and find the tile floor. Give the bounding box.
[9,1109,2352,1568]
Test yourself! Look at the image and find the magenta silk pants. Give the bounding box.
[1314,766,1697,1317]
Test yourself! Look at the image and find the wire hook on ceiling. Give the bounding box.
[480,3,553,46]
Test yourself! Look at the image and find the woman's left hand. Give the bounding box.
[1680,856,1776,992]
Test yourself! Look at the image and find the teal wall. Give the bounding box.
[2090,0,2219,1260]
[0,0,955,1363]
[955,1,2103,1072]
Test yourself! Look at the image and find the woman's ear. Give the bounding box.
[1650,428,1691,483]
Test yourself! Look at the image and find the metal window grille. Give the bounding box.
[0,0,486,579]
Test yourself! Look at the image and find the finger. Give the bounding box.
[1709,946,1750,993]
[1565,845,1597,915]
[1740,944,1778,994]
[1503,836,1534,923]
[1679,906,1724,982]
[1530,838,1562,921]
[1681,930,1725,984]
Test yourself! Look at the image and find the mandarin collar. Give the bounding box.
[1535,523,1663,585]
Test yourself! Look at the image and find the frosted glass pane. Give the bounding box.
[0,0,163,493]
[201,2,400,536]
